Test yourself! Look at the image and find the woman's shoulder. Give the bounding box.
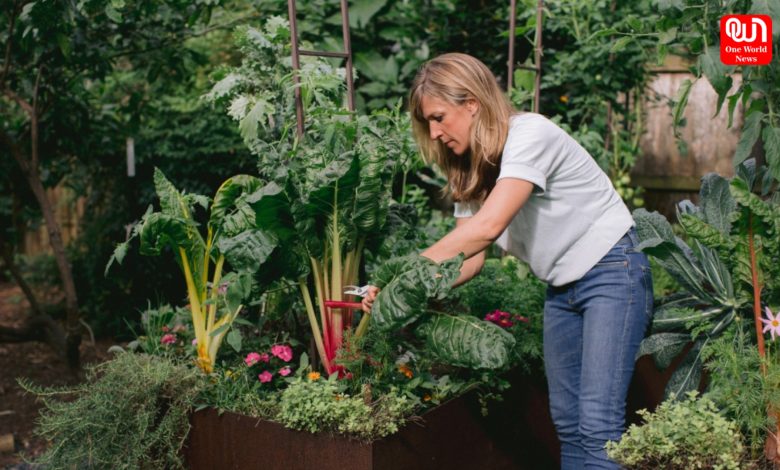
[509,112,559,130]
[506,112,565,146]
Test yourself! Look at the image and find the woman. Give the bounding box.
[362,53,653,469]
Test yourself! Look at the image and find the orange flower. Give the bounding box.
[423,394,432,402]
[559,95,569,104]
[308,371,321,381]
[398,364,413,379]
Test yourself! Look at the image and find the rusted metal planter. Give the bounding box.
[183,377,558,470]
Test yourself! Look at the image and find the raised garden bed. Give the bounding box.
[184,372,560,470]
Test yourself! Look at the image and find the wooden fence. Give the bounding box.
[633,55,744,217]
[21,186,85,256]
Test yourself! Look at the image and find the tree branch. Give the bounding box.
[31,65,42,169]
[0,0,22,87]
[2,88,34,115]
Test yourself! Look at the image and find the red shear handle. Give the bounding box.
[323,301,363,310]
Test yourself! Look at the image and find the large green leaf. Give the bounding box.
[216,228,278,273]
[247,180,296,243]
[633,209,710,301]
[418,315,515,369]
[371,254,463,331]
[698,173,737,235]
[699,46,732,114]
[153,168,190,219]
[633,208,675,250]
[651,301,728,334]
[210,174,263,236]
[763,126,780,181]
[694,241,736,305]
[352,122,395,233]
[672,78,693,137]
[637,332,689,370]
[731,178,780,233]
[733,112,764,166]
[138,212,199,256]
[349,0,389,30]
[677,214,731,249]
[664,340,705,400]
[294,150,360,256]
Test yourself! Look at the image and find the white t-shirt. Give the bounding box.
[454,113,633,286]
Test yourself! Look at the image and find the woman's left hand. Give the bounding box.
[361,286,380,313]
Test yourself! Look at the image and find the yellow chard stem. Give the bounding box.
[207,303,241,362]
[299,278,331,372]
[180,248,210,372]
[207,255,225,335]
[355,310,371,339]
[201,226,213,306]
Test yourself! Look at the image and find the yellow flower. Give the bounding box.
[559,95,569,104]
[398,364,413,379]
[308,371,321,381]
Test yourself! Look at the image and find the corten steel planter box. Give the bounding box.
[183,356,673,470]
[183,376,561,470]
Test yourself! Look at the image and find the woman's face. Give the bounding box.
[420,95,478,156]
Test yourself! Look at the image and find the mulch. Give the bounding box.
[0,283,115,468]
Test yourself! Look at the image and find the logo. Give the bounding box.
[720,15,772,65]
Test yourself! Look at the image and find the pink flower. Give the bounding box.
[279,366,292,376]
[161,333,177,345]
[271,344,293,362]
[258,353,270,363]
[258,371,273,383]
[244,352,262,366]
[484,309,514,328]
[192,338,198,346]
[762,307,780,341]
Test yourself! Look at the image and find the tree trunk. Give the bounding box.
[0,126,81,371]
[0,236,68,356]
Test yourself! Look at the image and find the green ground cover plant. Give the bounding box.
[606,392,745,469]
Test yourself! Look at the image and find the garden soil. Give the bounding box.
[0,283,115,468]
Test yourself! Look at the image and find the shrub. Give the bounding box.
[606,392,744,469]
[278,374,415,440]
[24,352,202,469]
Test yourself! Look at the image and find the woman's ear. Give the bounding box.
[465,98,479,116]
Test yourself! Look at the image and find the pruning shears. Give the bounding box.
[343,285,371,298]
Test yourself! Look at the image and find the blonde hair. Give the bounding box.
[409,53,516,202]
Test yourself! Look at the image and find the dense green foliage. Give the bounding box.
[635,160,779,399]
[278,373,415,440]
[606,392,745,469]
[24,352,201,469]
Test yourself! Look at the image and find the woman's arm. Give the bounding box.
[452,217,486,287]
[421,177,534,263]
[361,178,533,313]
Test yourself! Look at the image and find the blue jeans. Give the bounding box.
[544,228,653,469]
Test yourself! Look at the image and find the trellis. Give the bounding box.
[286,0,545,135]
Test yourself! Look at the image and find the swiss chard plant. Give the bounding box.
[634,159,780,398]
[107,169,274,373]
[207,17,415,375]
[370,254,516,370]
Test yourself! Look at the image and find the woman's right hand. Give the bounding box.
[361,286,380,313]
